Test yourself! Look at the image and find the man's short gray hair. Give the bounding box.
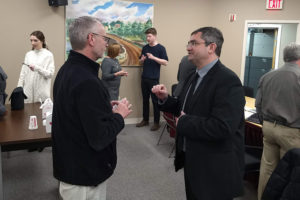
[283,43,300,62]
[69,16,101,50]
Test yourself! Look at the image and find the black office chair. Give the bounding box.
[243,86,254,98]
[245,146,263,173]
[171,83,178,97]
[244,121,263,187]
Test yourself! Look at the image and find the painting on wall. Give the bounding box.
[66,0,154,66]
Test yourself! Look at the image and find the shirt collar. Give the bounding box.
[196,58,218,77]
[69,50,100,73]
[286,62,300,69]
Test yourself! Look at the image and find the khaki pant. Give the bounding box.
[59,180,107,200]
[257,121,300,200]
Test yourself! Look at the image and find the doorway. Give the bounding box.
[243,24,281,96]
[241,20,300,97]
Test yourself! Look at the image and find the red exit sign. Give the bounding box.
[266,0,283,10]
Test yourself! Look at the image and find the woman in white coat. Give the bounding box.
[17,30,55,103]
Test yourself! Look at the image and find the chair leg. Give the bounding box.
[168,143,175,158]
[157,124,167,145]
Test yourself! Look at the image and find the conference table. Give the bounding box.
[0,103,52,200]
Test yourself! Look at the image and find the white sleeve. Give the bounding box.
[35,51,55,79]
[17,55,28,87]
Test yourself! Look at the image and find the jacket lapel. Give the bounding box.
[179,72,196,109]
[187,61,221,112]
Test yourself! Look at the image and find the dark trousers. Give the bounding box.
[184,168,233,200]
[184,168,198,200]
[141,78,160,123]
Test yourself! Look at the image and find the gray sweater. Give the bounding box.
[101,57,122,100]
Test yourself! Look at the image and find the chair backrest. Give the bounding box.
[163,112,176,138]
[244,121,263,175]
[245,121,263,147]
[171,84,178,97]
[243,86,254,98]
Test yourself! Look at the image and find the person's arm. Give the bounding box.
[255,78,264,123]
[0,103,6,116]
[146,53,168,66]
[75,79,125,152]
[101,59,115,81]
[17,55,28,87]
[139,54,146,65]
[34,52,55,79]
[152,84,181,116]
[177,60,182,82]
[177,74,245,141]
[139,46,147,65]
[151,45,169,66]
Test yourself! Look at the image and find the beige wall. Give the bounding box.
[0,0,65,103]
[119,0,211,120]
[210,0,300,77]
[278,24,298,68]
[1,0,300,121]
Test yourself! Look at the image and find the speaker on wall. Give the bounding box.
[48,0,68,6]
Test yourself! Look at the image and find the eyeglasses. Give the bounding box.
[186,41,207,48]
[89,33,110,43]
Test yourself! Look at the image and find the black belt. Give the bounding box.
[264,119,288,126]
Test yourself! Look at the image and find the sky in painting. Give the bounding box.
[67,0,153,23]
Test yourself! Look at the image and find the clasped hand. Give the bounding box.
[115,70,128,77]
[151,84,168,100]
[111,98,132,118]
[146,53,155,60]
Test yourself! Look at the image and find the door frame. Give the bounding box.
[240,20,300,84]
[247,23,281,69]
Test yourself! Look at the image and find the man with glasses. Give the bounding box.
[152,27,245,200]
[136,27,168,131]
[91,32,111,43]
[52,16,132,200]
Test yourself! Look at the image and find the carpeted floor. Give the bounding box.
[2,124,257,200]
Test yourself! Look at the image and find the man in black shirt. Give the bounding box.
[136,28,168,131]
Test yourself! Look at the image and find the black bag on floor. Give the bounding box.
[9,87,27,110]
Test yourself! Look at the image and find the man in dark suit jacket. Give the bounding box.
[152,27,245,200]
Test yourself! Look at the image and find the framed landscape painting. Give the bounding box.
[66,0,154,66]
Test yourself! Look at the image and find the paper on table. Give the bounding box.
[244,106,256,113]
[244,106,256,119]
[244,111,253,119]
